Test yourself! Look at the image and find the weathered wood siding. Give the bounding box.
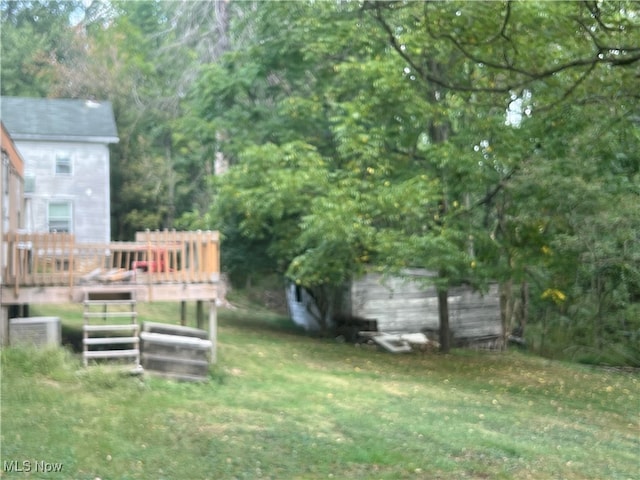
[16,140,111,243]
[286,271,502,343]
[348,272,501,340]
[349,272,439,333]
[447,285,502,341]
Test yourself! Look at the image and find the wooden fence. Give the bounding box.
[2,230,220,292]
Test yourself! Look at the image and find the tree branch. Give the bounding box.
[367,1,640,97]
[479,171,515,206]
[368,2,471,92]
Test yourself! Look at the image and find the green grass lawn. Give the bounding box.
[1,302,638,479]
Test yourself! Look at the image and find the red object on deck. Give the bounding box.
[131,248,170,273]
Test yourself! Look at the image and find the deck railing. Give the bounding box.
[2,230,220,292]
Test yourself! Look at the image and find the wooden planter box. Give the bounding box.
[140,322,211,382]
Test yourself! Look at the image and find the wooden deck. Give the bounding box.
[1,230,220,305]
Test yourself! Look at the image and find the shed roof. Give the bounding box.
[0,96,119,143]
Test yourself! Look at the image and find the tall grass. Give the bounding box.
[1,303,638,479]
[526,317,640,367]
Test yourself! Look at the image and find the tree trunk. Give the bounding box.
[301,285,336,337]
[425,57,453,354]
[520,280,529,334]
[438,287,450,353]
[500,279,513,347]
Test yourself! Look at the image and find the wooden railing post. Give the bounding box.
[10,232,20,297]
[68,233,75,300]
[146,229,153,301]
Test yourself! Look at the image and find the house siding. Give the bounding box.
[18,140,111,243]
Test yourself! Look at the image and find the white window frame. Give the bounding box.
[47,201,73,233]
[55,154,72,175]
[24,174,35,194]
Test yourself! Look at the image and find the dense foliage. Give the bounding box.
[1,0,638,362]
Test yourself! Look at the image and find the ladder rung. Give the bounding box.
[84,337,139,345]
[84,300,136,306]
[84,312,137,318]
[84,325,138,332]
[81,296,140,367]
[83,349,140,359]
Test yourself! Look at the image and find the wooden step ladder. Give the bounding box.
[82,291,140,367]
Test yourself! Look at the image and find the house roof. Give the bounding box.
[0,96,119,144]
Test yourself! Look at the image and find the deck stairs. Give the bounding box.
[82,291,140,368]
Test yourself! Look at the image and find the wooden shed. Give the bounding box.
[286,270,502,348]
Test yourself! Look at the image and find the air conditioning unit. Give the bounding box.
[9,317,61,347]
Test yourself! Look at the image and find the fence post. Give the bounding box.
[146,229,153,301]
[68,233,75,300]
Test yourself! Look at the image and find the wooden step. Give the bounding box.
[84,300,136,306]
[83,324,139,332]
[84,311,138,319]
[85,290,135,302]
[84,337,139,346]
[83,349,140,359]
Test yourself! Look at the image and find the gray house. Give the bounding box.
[0,97,118,243]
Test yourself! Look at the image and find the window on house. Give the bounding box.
[24,174,35,193]
[2,156,8,194]
[48,201,72,233]
[55,156,72,175]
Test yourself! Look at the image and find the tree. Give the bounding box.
[180,1,375,321]
[184,1,498,346]
[1,0,83,96]
[181,1,639,357]
[13,0,635,359]
[363,0,640,352]
[499,100,640,362]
